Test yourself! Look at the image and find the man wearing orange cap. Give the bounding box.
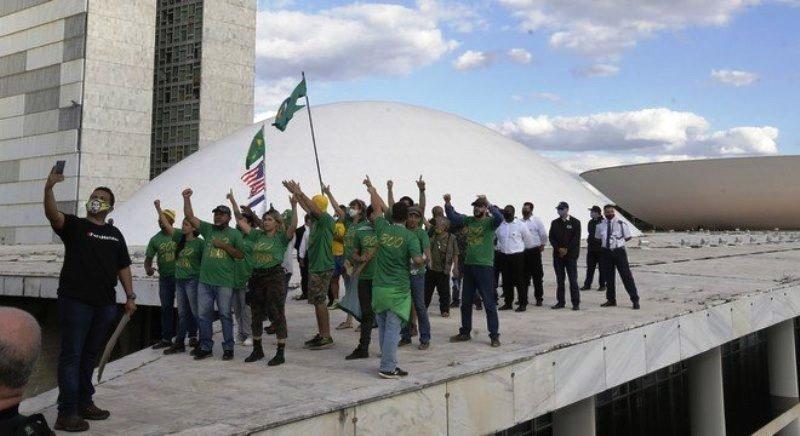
[145,200,187,350]
[283,180,336,349]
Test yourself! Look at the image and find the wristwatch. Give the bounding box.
[126,293,137,300]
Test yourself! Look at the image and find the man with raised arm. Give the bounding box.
[282,180,336,349]
[144,201,181,350]
[182,188,245,361]
[44,167,135,432]
[363,176,424,378]
[445,194,503,347]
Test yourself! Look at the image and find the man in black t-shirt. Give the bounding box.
[43,168,136,433]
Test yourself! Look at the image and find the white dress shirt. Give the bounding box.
[281,234,295,274]
[595,217,632,250]
[495,219,535,254]
[521,216,548,247]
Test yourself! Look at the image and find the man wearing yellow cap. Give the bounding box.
[145,200,187,350]
[283,180,336,349]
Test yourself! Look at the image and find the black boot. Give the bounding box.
[245,339,264,363]
[268,344,285,366]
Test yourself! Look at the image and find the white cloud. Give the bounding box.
[711,69,760,86]
[507,48,533,64]
[415,0,488,33]
[499,0,762,60]
[256,3,459,82]
[253,77,299,123]
[453,50,494,70]
[535,92,561,102]
[489,108,779,158]
[573,63,619,77]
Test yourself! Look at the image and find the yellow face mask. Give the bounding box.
[85,199,111,215]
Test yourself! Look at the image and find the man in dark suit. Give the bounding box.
[548,201,581,310]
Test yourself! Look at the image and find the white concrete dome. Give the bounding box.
[111,101,634,245]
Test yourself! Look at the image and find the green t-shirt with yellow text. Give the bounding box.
[197,221,244,287]
[175,237,203,280]
[145,230,181,277]
[463,216,498,267]
[245,229,292,270]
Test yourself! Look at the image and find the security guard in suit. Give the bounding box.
[595,205,640,309]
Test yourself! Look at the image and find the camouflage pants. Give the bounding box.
[247,266,287,340]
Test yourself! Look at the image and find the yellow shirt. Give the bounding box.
[332,221,346,256]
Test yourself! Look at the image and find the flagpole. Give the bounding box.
[260,125,267,215]
[302,71,324,192]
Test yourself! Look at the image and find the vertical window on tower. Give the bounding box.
[722,331,771,436]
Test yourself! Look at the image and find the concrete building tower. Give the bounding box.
[0,0,255,244]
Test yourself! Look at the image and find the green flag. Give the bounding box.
[272,78,307,132]
[245,126,265,168]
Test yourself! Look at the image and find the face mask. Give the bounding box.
[348,208,359,218]
[86,199,111,215]
[557,209,568,219]
[605,214,615,220]
[591,212,600,219]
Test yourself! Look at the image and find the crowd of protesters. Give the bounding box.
[39,167,640,432]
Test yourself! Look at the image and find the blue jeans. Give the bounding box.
[57,297,117,415]
[197,283,234,352]
[158,276,176,341]
[175,278,199,344]
[376,310,402,372]
[460,265,499,339]
[401,273,430,343]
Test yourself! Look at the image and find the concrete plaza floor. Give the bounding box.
[13,231,800,434]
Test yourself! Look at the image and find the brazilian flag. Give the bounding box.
[272,78,307,132]
[245,126,265,168]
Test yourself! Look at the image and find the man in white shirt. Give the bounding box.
[521,202,548,306]
[293,215,311,300]
[595,205,640,309]
[496,205,535,312]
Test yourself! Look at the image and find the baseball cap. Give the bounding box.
[408,205,422,216]
[589,205,601,213]
[212,205,231,215]
[556,201,569,210]
[471,197,489,207]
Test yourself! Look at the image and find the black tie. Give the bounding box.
[606,220,611,248]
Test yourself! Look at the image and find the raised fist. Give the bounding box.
[182,188,193,198]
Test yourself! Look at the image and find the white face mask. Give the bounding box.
[348,208,359,218]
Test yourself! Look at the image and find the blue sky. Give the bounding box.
[253,0,799,172]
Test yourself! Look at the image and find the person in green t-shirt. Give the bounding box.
[145,200,180,350]
[163,217,203,355]
[282,180,335,350]
[444,194,503,348]
[363,176,424,379]
[228,192,298,366]
[400,204,433,349]
[182,188,245,361]
[322,185,375,331]
[345,204,380,360]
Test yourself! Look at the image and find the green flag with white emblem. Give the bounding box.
[272,78,307,132]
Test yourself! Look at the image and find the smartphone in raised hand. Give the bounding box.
[53,160,66,174]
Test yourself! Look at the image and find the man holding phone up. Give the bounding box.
[44,164,136,432]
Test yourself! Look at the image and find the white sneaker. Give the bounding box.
[243,337,253,347]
